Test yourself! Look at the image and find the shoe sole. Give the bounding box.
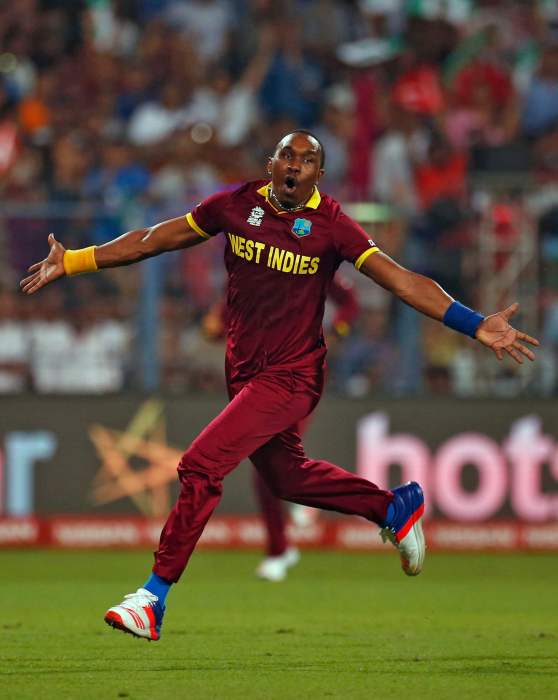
[403,514,426,577]
[256,571,287,582]
[104,611,159,641]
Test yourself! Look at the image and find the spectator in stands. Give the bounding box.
[414,131,467,212]
[313,84,354,197]
[412,131,469,296]
[30,287,130,394]
[0,84,20,179]
[181,24,276,148]
[115,60,155,123]
[0,289,30,393]
[147,133,221,206]
[47,130,93,202]
[164,0,233,65]
[259,19,326,127]
[371,100,428,217]
[83,137,151,207]
[17,71,54,145]
[523,44,558,138]
[448,24,519,150]
[2,25,37,101]
[334,307,398,397]
[128,80,192,147]
[1,0,555,397]
[84,0,139,58]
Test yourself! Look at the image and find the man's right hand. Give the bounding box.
[20,233,66,295]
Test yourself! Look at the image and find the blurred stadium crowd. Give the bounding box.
[1,0,558,396]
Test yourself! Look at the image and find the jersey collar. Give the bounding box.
[257,182,321,211]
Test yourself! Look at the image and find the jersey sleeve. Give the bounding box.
[333,210,380,270]
[185,190,232,239]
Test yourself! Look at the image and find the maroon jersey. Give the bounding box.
[186,180,379,382]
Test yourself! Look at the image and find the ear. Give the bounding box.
[266,157,273,175]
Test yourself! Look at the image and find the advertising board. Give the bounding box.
[1,396,556,549]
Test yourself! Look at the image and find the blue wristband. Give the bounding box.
[443,301,484,338]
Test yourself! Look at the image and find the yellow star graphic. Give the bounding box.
[89,399,183,516]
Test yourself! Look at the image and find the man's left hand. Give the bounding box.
[475,303,539,364]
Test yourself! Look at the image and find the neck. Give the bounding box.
[269,186,311,213]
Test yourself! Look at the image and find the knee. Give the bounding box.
[178,439,238,488]
[178,445,215,481]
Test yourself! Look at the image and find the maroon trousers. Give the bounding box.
[153,367,391,582]
[253,470,288,556]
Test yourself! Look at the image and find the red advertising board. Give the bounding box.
[1,516,558,550]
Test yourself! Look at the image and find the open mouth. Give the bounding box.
[284,175,297,194]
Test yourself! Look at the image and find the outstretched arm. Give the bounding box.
[20,216,205,295]
[360,251,539,364]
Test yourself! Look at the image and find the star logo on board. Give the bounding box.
[89,400,182,517]
[247,206,264,226]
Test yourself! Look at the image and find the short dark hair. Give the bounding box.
[275,129,326,168]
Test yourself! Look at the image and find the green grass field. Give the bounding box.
[2,550,557,700]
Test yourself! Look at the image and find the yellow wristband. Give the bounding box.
[63,246,98,276]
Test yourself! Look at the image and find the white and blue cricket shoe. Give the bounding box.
[380,481,426,576]
[104,588,165,641]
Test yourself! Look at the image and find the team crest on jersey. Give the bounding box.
[247,206,265,226]
[292,218,312,237]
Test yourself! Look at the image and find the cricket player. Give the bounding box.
[21,131,539,641]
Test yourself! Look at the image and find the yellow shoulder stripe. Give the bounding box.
[354,246,380,271]
[186,212,210,239]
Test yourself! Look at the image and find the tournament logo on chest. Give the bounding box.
[247,207,264,226]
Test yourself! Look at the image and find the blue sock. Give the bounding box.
[383,502,395,528]
[143,573,172,607]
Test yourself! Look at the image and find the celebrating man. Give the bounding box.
[21,131,538,641]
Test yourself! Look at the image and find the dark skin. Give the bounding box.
[20,132,538,364]
[266,132,324,209]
